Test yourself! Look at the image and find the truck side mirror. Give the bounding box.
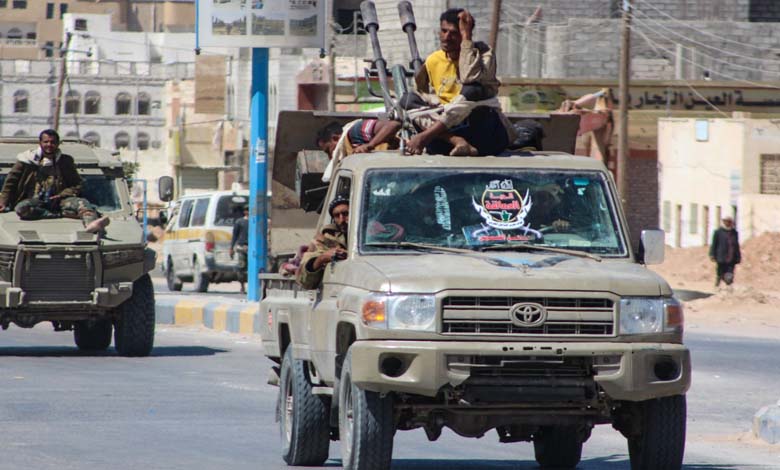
[158,176,174,202]
[638,229,665,265]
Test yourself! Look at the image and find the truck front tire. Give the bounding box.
[338,348,394,470]
[628,395,686,470]
[114,274,155,357]
[166,259,182,291]
[279,347,330,466]
[73,319,112,351]
[533,425,584,469]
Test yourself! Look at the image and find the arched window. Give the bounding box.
[137,92,151,115]
[65,131,79,139]
[115,131,130,149]
[115,92,131,115]
[83,131,100,147]
[84,90,100,114]
[13,90,28,113]
[137,132,150,150]
[64,90,80,114]
[7,28,22,41]
[13,130,28,137]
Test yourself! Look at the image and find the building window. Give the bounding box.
[13,90,28,113]
[59,3,67,18]
[115,92,132,115]
[115,131,131,149]
[689,203,698,234]
[84,91,100,114]
[695,120,709,142]
[662,200,671,232]
[13,130,27,137]
[137,92,151,115]
[84,132,100,147]
[64,90,80,114]
[7,28,22,42]
[137,132,150,150]
[12,0,26,8]
[74,18,87,31]
[760,154,780,195]
[335,9,364,34]
[44,41,54,58]
[46,2,54,18]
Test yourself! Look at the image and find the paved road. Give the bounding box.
[151,268,248,301]
[0,323,778,470]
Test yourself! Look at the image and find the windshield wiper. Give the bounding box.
[365,241,474,255]
[478,242,602,262]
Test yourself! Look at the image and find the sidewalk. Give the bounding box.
[155,296,261,335]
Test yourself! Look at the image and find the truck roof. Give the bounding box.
[0,138,122,168]
[336,151,610,173]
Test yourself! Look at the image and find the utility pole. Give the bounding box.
[53,32,73,132]
[489,0,502,51]
[617,0,631,204]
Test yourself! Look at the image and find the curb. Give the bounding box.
[155,298,261,335]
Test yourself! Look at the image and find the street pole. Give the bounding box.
[53,32,73,132]
[489,0,502,52]
[617,0,631,204]
[247,48,269,301]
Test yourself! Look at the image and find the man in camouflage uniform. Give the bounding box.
[297,196,349,290]
[0,129,109,233]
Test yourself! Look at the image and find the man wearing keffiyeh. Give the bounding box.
[0,129,109,233]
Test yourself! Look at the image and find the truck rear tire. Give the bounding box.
[193,259,209,292]
[628,395,686,470]
[114,274,155,357]
[279,347,330,466]
[73,319,112,351]
[338,348,394,470]
[166,259,182,291]
[533,425,583,469]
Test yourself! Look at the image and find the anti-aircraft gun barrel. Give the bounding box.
[397,1,423,74]
[360,1,395,112]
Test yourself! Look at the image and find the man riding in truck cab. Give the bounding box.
[297,196,349,289]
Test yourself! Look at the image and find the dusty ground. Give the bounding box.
[650,232,780,339]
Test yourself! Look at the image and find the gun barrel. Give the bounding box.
[360,1,394,111]
[397,1,423,74]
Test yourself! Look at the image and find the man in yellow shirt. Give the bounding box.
[404,9,513,156]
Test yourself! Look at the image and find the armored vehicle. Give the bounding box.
[0,137,157,356]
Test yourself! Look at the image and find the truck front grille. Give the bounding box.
[20,251,95,302]
[0,250,15,281]
[441,296,615,336]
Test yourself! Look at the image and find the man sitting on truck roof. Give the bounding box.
[317,119,402,182]
[0,129,109,234]
[403,8,514,156]
[297,196,349,290]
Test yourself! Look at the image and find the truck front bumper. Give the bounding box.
[349,340,690,402]
[0,281,133,309]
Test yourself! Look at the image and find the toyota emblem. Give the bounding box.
[509,302,547,327]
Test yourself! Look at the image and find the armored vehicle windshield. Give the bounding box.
[360,168,627,255]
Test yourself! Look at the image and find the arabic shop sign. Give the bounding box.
[505,84,780,113]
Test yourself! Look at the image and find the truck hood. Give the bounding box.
[0,213,142,246]
[360,251,671,297]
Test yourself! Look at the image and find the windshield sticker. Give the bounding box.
[472,179,534,231]
[372,182,396,196]
[462,223,540,246]
[434,185,451,230]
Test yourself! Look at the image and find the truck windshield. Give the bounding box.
[360,169,626,256]
[0,173,123,213]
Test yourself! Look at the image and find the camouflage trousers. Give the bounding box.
[235,245,248,282]
[15,197,99,224]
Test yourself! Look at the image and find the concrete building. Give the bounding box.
[658,115,780,247]
[0,0,194,60]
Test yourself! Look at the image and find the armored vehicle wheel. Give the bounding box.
[114,274,155,357]
[628,395,686,470]
[338,348,394,470]
[73,319,112,351]
[278,347,330,466]
[193,259,209,292]
[166,259,182,291]
[533,426,584,469]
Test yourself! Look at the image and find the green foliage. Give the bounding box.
[122,160,140,180]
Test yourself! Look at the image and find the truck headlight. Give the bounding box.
[619,297,684,335]
[361,294,437,332]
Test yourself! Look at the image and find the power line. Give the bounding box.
[633,0,780,54]
[630,9,780,66]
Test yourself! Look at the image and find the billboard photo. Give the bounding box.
[198,0,325,48]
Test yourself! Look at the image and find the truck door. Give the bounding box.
[175,199,195,274]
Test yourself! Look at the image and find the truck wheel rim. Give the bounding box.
[283,375,293,443]
[344,378,354,447]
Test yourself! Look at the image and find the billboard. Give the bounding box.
[198,0,325,49]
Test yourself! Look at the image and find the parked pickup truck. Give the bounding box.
[259,111,690,470]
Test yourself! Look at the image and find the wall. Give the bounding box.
[658,118,743,248]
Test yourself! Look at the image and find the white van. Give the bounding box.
[161,190,249,292]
